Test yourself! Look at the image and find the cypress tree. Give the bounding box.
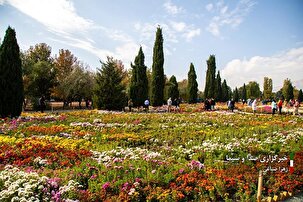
[215,71,222,101]
[233,87,239,102]
[167,75,179,101]
[129,47,148,107]
[242,83,247,101]
[94,57,126,110]
[0,26,24,118]
[204,55,216,99]
[298,89,303,103]
[151,26,165,106]
[187,63,198,103]
[221,79,229,102]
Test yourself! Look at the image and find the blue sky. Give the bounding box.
[1,0,303,91]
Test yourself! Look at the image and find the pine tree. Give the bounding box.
[241,83,247,101]
[204,55,216,99]
[151,26,165,106]
[94,57,126,110]
[0,26,24,118]
[298,89,303,103]
[282,78,294,101]
[187,63,198,103]
[129,47,148,107]
[167,75,179,101]
[215,71,222,101]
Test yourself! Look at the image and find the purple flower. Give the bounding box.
[179,168,185,174]
[102,182,110,190]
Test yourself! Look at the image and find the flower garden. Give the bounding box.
[1,104,303,202]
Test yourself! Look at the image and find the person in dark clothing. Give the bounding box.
[39,96,46,113]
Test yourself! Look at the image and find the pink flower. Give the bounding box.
[151,170,156,174]
[102,182,110,190]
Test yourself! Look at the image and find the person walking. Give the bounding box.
[128,99,133,112]
[167,97,172,112]
[277,98,283,115]
[252,99,257,114]
[293,99,300,116]
[39,96,46,113]
[144,99,150,113]
[271,100,277,115]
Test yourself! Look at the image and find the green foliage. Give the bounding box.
[204,55,216,99]
[221,79,230,102]
[187,63,198,103]
[233,87,239,102]
[22,43,55,100]
[282,78,294,101]
[94,57,126,110]
[129,47,148,107]
[28,61,56,98]
[298,89,303,102]
[240,83,247,101]
[263,77,273,99]
[0,26,24,118]
[178,79,188,102]
[246,81,261,99]
[151,27,165,106]
[215,71,222,101]
[167,75,179,101]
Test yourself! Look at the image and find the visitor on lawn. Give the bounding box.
[277,98,283,115]
[128,99,133,112]
[144,99,149,113]
[39,96,46,113]
[293,99,300,116]
[271,99,277,115]
[252,99,257,114]
[167,97,172,112]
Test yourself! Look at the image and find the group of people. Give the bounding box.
[204,98,216,111]
[127,97,182,113]
[271,99,300,115]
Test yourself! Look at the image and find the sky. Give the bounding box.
[1,0,303,91]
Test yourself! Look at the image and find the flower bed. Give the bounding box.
[1,106,303,201]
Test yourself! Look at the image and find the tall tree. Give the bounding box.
[187,63,198,103]
[233,87,239,102]
[204,55,216,99]
[282,78,294,101]
[129,47,148,107]
[94,57,126,110]
[246,81,261,99]
[21,43,55,99]
[167,75,179,101]
[151,26,165,106]
[298,89,303,102]
[0,26,24,117]
[221,79,229,102]
[53,49,78,102]
[215,71,222,101]
[241,83,247,101]
[178,79,188,102]
[263,77,273,99]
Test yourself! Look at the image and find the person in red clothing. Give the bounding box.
[277,98,283,115]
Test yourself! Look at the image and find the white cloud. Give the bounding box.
[170,21,186,32]
[206,3,213,11]
[163,0,184,15]
[221,47,303,91]
[115,42,140,66]
[183,28,201,41]
[207,0,256,37]
[6,0,95,35]
[6,0,138,68]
